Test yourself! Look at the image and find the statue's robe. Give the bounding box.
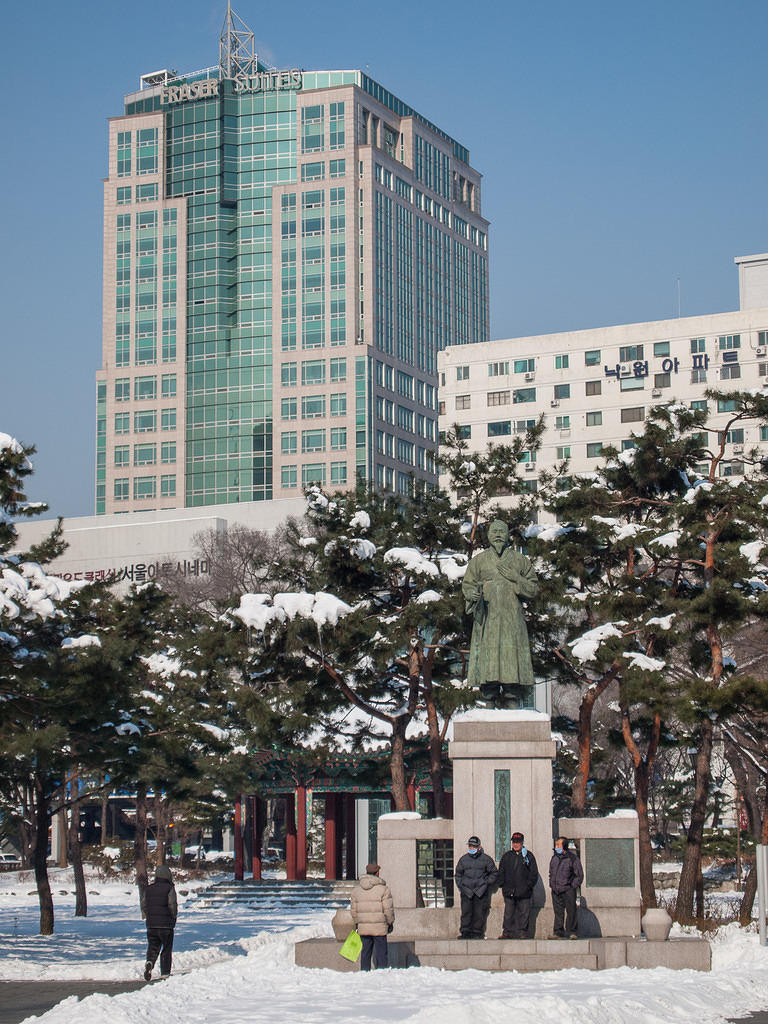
[462,545,538,686]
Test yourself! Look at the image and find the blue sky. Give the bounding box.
[3,0,767,518]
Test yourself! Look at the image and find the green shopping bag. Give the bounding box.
[339,928,363,962]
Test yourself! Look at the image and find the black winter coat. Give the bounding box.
[549,850,584,894]
[498,848,538,899]
[144,878,177,929]
[454,850,498,897]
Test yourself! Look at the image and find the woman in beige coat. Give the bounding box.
[350,862,395,970]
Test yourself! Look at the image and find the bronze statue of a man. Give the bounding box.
[462,519,537,705]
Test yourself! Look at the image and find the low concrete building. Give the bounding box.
[13,497,306,589]
[438,253,768,501]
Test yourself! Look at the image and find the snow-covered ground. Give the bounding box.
[2,867,768,1023]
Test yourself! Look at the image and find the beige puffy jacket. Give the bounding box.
[350,873,395,936]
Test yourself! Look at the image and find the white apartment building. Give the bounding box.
[438,254,768,496]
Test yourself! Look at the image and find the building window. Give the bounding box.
[721,364,741,380]
[330,461,347,485]
[717,398,738,413]
[585,380,601,396]
[457,425,471,439]
[114,478,129,501]
[690,399,709,413]
[488,361,509,377]
[690,338,705,354]
[117,186,131,205]
[302,395,326,418]
[281,432,298,455]
[136,128,158,175]
[457,365,470,381]
[329,101,345,150]
[282,465,298,488]
[161,442,176,463]
[302,105,324,153]
[302,429,326,453]
[301,162,325,182]
[585,350,601,366]
[487,421,511,436]
[621,407,644,423]
[134,376,157,401]
[513,358,535,374]
[114,445,129,467]
[587,442,603,458]
[654,341,670,357]
[330,158,345,178]
[330,357,347,382]
[302,360,325,386]
[556,446,571,460]
[654,372,671,389]
[135,410,157,433]
[133,475,156,500]
[136,183,158,202]
[513,388,536,404]
[160,474,176,498]
[719,334,740,350]
[620,377,644,391]
[116,131,131,177]
[331,427,347,450]
[115,378,130,402]
[302,462,326,487]
[282,362,298,387]
[487,390,510,406]
[555,415,570,430]
[160,408,175,431]
[161,374,176,398]
[330,393,347,416]
[555,354,569,369]
[282,397,297,420]
[456,394,471,410]
[586,412,602,426]
[134,443,156,466]
[115,413,130,434]
[691,368,708,384]
[761,426,768,442]
[619,345,644,362]
[720,462,745,477]
[553,384,570,400]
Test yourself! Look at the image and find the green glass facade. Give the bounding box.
[97,59,488,514]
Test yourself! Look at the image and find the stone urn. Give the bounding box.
[331,907,355,940]
[641,907,672,942]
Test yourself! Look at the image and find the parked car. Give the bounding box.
[0,853,21,868]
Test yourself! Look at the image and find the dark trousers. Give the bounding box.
[459,891,491,938]
[360,934,388,971]
[146,926,174,976]
[502,895,532,938]
[552,888,578,936]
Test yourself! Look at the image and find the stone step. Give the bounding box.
[416,952,598,971]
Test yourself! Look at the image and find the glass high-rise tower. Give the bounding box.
[96,7,489,515]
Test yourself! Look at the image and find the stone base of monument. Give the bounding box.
[294,935,711,973]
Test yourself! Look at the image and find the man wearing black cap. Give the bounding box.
[497,831,539,939]
[350,862,395,970]
[454,836,498,939]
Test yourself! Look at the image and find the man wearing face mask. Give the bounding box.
[549,836,583,939]
[454,836,497,939]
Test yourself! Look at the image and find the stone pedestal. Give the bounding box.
[449,712,556,872]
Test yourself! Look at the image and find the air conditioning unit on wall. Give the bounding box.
[550,400,559,408]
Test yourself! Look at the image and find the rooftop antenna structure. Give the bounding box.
[219,1,257,80]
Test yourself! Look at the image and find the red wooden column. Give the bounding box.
[234,794,244,882]
[296,784,308,881]
[406,781,416,812]
[344,793,356,880]
[324,794,338,880]
[250,796,263,880]
[285,793,297,881]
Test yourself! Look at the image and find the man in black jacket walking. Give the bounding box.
[142,864,178,980]
[549,836,583,938]
[454,835,497,939]
[497,830,538,939]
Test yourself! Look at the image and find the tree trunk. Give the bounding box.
[675,718,714,924]
[390,718,410,811]
[739,864,757,926]
[422,653,447,817]
[134,784,149,917]
[67,788,87,918]
[571,670,616,816]
[620,709,661,913]
[33,780,54,935]
[100,775,109,842]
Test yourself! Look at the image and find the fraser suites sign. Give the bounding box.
[161,69,302,104]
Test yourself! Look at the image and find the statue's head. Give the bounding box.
[487,519,509,553]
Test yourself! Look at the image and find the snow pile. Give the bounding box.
[234,592,352,630]
[0,563,82,621]
[383,547,439,577]
[649,531,681,549]
[623,652,665,672]
[740,540,766,565]
[62,635,102,649]
[568,622,625,663]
